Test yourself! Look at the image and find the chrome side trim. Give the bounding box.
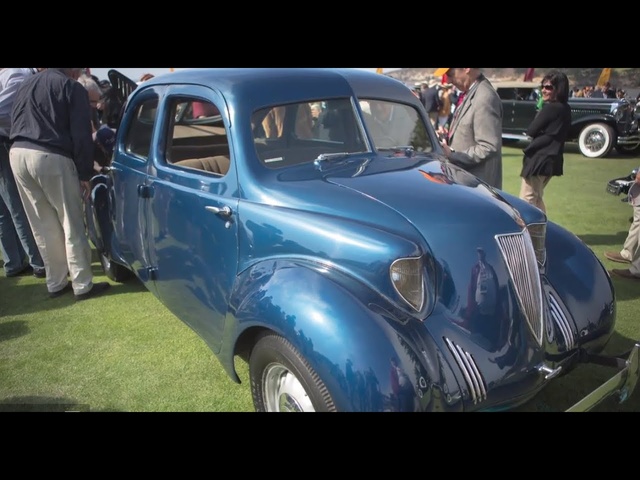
[445,337,487,405]
[496,231,544,346]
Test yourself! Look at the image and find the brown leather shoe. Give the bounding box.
[75,282,111,301]
[610,269,640,281]
[604,251,631,264]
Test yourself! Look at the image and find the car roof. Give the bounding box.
[492,81,539,89]
[136,68,422,110]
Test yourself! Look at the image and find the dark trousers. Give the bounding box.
[0,139,44,275]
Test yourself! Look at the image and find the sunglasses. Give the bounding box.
[541,84,555,91]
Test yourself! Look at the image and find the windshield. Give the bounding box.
[359,99,432,152]
[252,97,433,169]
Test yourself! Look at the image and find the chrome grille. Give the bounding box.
[548,291,574,350]
[444,337,487,405]
[496,231,544,345]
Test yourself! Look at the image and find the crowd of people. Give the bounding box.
[570,82,628,99]
[1,67,639,297]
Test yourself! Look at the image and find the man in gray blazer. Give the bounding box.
[434,68,503,189]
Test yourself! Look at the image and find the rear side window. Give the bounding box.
[123,97,159,159]
[164,97,230,176]
[497,88,516,100]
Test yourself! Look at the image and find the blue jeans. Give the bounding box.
[0,141,44,275]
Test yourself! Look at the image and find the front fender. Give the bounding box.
[544,221,615,351]
[569,116,615,137]
[224,259,462,412]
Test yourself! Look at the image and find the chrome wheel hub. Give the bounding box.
[263,364,315,412]
[585,130,606,152]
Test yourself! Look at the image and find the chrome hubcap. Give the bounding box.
[263,364,315,412]
[585,130,606,153]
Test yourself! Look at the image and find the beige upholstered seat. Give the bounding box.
[169,144,230,163]
[173,156,230,175]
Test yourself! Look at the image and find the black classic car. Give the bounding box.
[495,81,640,158]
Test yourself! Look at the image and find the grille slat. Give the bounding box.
[496,231,544,345]
[445,337,487,404]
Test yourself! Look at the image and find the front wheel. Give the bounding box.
[578,123,615,158]
[249,332,337,412]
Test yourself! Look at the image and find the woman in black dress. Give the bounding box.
[519,71,572,213]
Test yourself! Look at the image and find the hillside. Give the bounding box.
[386,68,640,89]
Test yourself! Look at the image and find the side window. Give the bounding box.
[124,97,159,159]
[252,98,367,169]
[497,88,516,100]
[165,96,230,176]
[261,104,313,140]
[360,99,430,152]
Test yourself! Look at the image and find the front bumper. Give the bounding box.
[617,132,640,146]
[566,343,640,412]
[617,118,640,146]
[606,172,635,196]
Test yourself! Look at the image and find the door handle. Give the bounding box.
[205,205,232,218]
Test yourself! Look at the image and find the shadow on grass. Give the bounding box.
[608,277,640,302]
[0,275,147,317]
[578,231,632,246]
[0,321,30,342]
[0,396,120,412]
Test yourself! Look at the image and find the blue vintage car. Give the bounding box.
[86,68,639,412]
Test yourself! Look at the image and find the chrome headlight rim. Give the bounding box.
[389,255,425,312]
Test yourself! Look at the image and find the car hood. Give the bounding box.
[317,155,525,234]
[267,154,530,258]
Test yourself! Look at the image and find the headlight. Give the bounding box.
[611,105,624,120]
[526,222,546,266]
[390,256,425,312]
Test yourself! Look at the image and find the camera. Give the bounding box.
[607,168,638,197]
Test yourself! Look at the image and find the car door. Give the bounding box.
[497,86,518,135]
[110,87,161,284]
[144,85,239,353]
[511,87,538,133]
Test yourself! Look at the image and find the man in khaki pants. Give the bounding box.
[9,68,110,300]
[607,167,640,280]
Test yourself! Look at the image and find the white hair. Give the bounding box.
[77,74,102,97]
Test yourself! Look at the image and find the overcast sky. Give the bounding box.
[88,67,401,82]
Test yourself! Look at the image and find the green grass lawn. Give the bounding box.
[1,142,639,412]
